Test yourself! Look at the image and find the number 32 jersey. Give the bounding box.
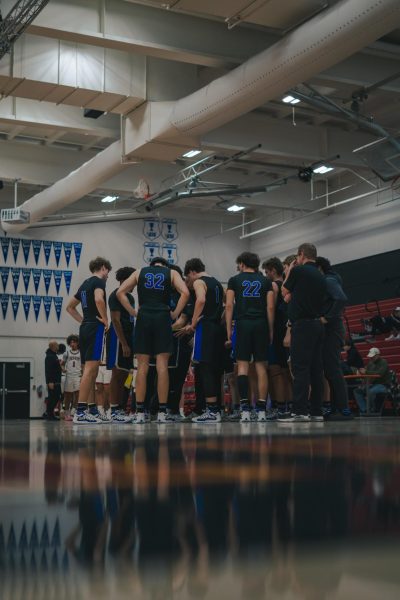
[227,272,272,320]
[137,266,172,312]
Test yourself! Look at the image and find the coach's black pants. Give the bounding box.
[323,318,349,411]
[291,319,324,416]
[47,384,62,417]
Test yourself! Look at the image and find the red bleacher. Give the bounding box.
[344,298,400,376]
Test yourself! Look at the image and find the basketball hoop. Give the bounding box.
[133,178,150,199]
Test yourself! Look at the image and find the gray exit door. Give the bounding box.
[0,362,30,419]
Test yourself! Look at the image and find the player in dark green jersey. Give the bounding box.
[66,256,112,424]
[117,257,189,424]
[225,252,275,423]
[183,258,224,423]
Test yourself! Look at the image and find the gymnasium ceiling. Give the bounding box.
[0,0,400,228]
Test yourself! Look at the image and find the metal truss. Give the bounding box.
[0,0,51,60]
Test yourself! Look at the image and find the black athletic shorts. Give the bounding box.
[268,323,289,368]
[193,320,223,365]
[234,318,269,362]
[134,309,173,356]
[106,323,134,371]
[79,321,106,365]
[149,336,180,369]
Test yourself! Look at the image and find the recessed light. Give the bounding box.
[227,204,245,212]
[183,149,202,158]
[101,195,118,203]
[313,166,334,174]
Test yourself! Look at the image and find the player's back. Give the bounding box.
[137,266,172,312]
[228,272,271,320]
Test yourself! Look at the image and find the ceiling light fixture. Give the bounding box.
[313,165,334,174]
[282,95,300,105]
[101,195,118,203]
[182,149,202,158]
[227,204,245,212]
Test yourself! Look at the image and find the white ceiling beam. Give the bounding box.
[81,135,105,151]
[7,125,25,140]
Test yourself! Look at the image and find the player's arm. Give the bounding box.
[225,289,235,343]
[170,271,190,321]
[282,260,297,301]
[110,310,131,357]
[94,288,108,329]
[66,297,83,324]
[116,270,139,317]
[172,312,189,335]
[189,279,206,330]
[267,289,275,343]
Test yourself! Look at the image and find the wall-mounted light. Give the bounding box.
[227,204,245,212]
[101,195,118,203]
[282,95,300,105]
[182,150,202,158]
[313,166,334,174]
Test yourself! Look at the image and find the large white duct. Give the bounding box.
[3,0,400,232]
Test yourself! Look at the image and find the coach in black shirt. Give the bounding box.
[45,340,62,419]
[279,243,327,422]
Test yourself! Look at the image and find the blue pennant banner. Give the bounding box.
[143,241,160,264]
[32,296,42,321]
[0,266,10,291]
[43,240,52,265]
[143,218,161,240]
[21,239,31,264]
[32,269,42,293]
[11,267,20,293]
[0,294,9,319]
[161,218,178,241]
[22,295,31,320]
[32,239,42,264]
[43,296,52,321]
[43,269,52,294]
[0,237,10,262]
[11,295,21,320]
[73,242,82,266]
[53,270,62,295]
[63,242,72,266]
[161,242,178,264]
[53,296,63,322]
[53,241,62,266]
[11,238,20,262]
[22,268,31,293]
[63,270,72,293]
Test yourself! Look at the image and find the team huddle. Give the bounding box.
[66,243,349,425]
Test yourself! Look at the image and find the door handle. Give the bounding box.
[6,390,27,394]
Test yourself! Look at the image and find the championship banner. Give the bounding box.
[0,294,9,319]
[161,218,178,241]
[11,267,21,293]
[0,236,10,262]
[22,268,31,293]
[0,266,10,291]
[43,269,52,294]
[143,218,161,240]
[63,242,72,266]
[22,295,31,320]
[32,269,42,293]
[53,241,62,266]
[73,242,82,266]
[32,295,42,321]
[11,295,21,320]
[11,238,20,262]
[53,296,63,322]
[143,241,160,264]
[32,239,42,264]
[21,239,31,264]
[63,270,72,293]
[161,243,178,264]
[43,240,52,265]
[53,270,62,295]
[43,296,52,321]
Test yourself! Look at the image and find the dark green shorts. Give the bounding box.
[134,309,173,356]
[234,318,269,362]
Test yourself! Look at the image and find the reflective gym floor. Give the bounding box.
[1,419,400,599]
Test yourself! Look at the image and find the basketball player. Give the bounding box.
[106,266,136,422]
[62,334,81,420]
[66,256,111,424]
[117,257,189,423]
[225,252,274,422]
[183,258,224,423]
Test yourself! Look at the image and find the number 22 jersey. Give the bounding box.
[227,272,272,320]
